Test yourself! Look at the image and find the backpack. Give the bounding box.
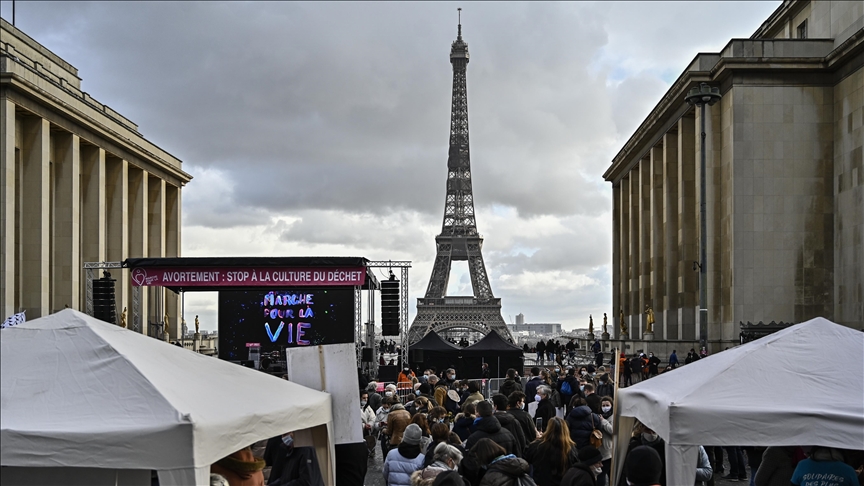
[560,380,572,395]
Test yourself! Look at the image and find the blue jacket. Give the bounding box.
[565,405,602,449]
[383,448,425,486]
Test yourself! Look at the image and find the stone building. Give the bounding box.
[603,0,863,351]
[1,19,192,338]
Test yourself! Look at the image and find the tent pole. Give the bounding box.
[611,347,622,486]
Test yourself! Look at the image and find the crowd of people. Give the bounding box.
[358,364,863,486]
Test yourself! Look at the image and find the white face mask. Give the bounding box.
[643,432,658,442]
[282,435,294,447]
[385,391,393,397]
[592,465,603,476]
[360,401,368,407]
[534,394,542,402]
[601,405,612,413]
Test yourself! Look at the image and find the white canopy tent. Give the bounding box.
[612,317,864,486]
[0,309,335,485]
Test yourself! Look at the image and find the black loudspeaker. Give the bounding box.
[239,360,255,368]
[381,276,400,335]
[92,271,118,325]
[411,349,424,363]
[361,347,373,362]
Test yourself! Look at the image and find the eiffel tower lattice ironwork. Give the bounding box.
[408,17,513,344]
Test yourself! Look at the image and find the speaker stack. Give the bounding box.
[92,271,118,325]
[381,274,400,336]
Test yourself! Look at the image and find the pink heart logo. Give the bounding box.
[132,268,147,286]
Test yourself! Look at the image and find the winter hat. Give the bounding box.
[419,383,432,395]
[626,445,663,485]
[577,445,603,466]
[432,470,466,486]
[447,390,461,403]
[402,424,422,445]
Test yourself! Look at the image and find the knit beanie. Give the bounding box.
[577,445,603,466]
[402,423,422,445]
[626,445,663,485]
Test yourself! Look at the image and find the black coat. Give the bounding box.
[466,416,521,457]
[480,456,531,486]
[617,436,666,486]
[524,377,543,404]
[498,378,523,398]
[565,406,603,449]
[561,463,597,486]
[507,408,537,444]
[524,440,579,486]
[266,445,324,486]
[533,398,556,433]
[495,411,527,455]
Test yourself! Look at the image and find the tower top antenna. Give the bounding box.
[457,8,462,39]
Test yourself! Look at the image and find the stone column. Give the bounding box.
[612,181,620,337]
[678,115,697,341]
[649,145,664,339]
[164,183,180,341]
[80,144,106,309]
[21,117,50,318]
[619,175,630,339]
[148,175,165,336]
[51,132,80,311]
[127,167,148,332]
[1,98,16,318]
[639,156,651,338]
[629,168,640,338]
[106,156,128,320]
[663,131,679,340]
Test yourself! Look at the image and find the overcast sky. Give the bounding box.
[2,1,779,332]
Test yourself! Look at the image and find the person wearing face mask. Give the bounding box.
[507,391,540,442]
[385,401,413,452]
[264,431,325,486]
[619,425,666,486]
[596,396,615,485]
[596,374,614,399]
[399,366,418,389]
[533,386,557,434]
[561,445,604,486]
[360,391,377,457]
[565,396,612,450]
[647,352,661,377]
[443,368,458,389]
[414,442,464,484]
[377,397,398,456]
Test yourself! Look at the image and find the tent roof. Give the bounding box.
[0,309,332,470]
[617,317,864,448]
[410,330,460,351]
[464,330,523,353]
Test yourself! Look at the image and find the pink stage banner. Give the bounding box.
[130,266,366,287]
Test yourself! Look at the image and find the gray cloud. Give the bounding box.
[1,1,781,329]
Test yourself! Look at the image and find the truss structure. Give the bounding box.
[408,22,513,344]
[364,261,410,375]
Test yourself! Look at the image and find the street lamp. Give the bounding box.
[685,82,721,351]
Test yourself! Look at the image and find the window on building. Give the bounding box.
[796,19,808,39]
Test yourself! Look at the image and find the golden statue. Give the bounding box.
[644,305,655,334]
[603,313,608,335]
[588,314,594,335]
[619,308,627,335]
[120,307,127,328]
[195,315,200,334]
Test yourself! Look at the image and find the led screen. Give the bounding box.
[218,287,354,361]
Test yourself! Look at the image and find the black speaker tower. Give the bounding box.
[381,273,400,336]
[92,271,118,325]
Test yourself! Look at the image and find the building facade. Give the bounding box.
[603,0,863,350]
[506,323,563,335]
[1,19,192,338]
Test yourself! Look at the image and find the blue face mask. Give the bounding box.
[282,435,294,447]
[416,390,421,396]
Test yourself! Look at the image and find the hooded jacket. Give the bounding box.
[479,455,532,486]
[565,405,607,449]
[410,461,452,486]
[465,416,521,457]
[560,463,597,486]
[383,445,425,486]
[494,411,527,455]
[498,378,523,398]
[386,404,412,445]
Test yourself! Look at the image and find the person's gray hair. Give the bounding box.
[433,442,463,464]
[366,381,378,391]
[537,385,551,397]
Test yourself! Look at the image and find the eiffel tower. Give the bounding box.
[408,16,513,344]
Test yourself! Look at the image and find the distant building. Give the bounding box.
[603,0,863,351]
[515,313,525,325]
[507,322,562,335]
